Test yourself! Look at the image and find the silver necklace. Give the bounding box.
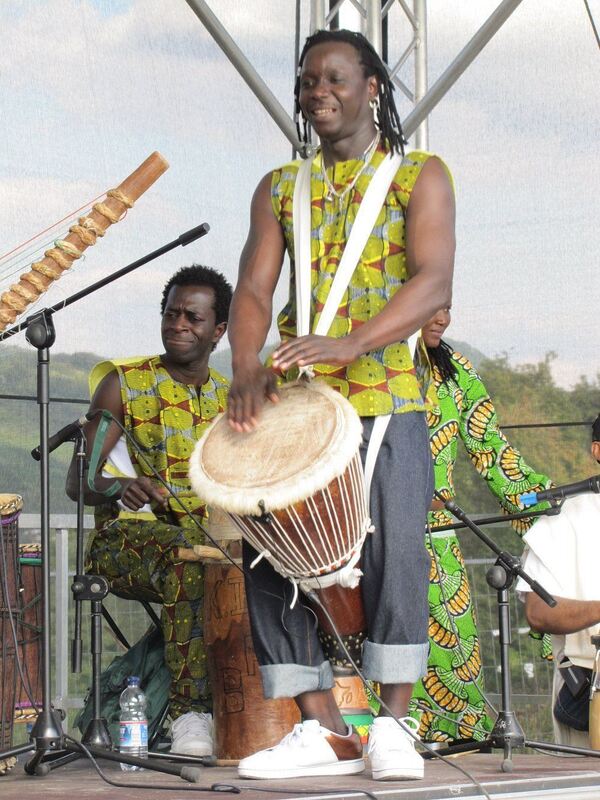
[321,132,381,209]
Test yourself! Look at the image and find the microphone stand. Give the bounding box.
[0,225,216,783]
[427,492,600,771]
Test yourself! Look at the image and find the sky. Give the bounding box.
[0,0,598,388]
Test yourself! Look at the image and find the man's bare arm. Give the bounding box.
[525,591,600,635]
[351,156,455,349]
[227,172,286,431]
[65,371,167,509]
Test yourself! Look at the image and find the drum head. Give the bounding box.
[190,381,362,515]
[0,494,23,516]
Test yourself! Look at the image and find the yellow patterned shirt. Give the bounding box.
[91,355,229,530]
[272,147,452,416]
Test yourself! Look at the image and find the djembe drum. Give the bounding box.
[0,494,22,768]
[189,380,372,685]
[14,544,42,723]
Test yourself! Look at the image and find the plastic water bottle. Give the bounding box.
[119,676,148,770]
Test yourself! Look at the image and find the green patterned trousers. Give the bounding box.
[86,517,209,720]
[407,531,494,743]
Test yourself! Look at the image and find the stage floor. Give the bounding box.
[3,750,600,800]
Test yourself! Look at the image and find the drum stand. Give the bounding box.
[426,493,600,771]
[0,227,218,782]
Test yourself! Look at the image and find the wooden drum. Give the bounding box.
[0,494,22,757]
[190,381,371,664]
[15,543,42,722]
[189,509,300,762]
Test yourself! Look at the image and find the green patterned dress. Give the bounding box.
[407,349,551,743]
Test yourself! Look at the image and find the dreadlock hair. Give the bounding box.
[427,338,457,384]
[592,413,600,444]
[161,264,232,326]
[294,29,405,155]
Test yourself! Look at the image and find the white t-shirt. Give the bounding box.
[516,493,600,747]
[102,436,152,514]
[517,493,600,669]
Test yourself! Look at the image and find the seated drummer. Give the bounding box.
[517,414,600,748]
[66,264,232,756]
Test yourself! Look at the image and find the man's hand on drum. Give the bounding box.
[227,359,279,432]
[119,476,169,511]
[272,335,358,372]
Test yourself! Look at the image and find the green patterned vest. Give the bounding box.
[272,147,452,416]
[92,355,229,531]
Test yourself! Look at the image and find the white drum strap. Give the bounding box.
[292,155,314,342]
[363,413,391,504]
[293,152,402,344]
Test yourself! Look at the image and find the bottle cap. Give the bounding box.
[127,676,141,685]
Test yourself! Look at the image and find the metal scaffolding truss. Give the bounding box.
[183,0,525,154]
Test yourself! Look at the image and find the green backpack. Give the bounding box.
[75,625,170,747]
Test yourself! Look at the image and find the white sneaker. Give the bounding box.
[367,716,424,781]
[238,720,365,779]
[171,711,213,757]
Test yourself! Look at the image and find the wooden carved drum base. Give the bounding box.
[15,543,42,721]
[0,493,21,758]
[332,673,373,745]
[204,564,300,762]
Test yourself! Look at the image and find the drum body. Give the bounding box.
[204,561,300,761]
[196,511,299,761]
[0,494,22,754]
[310,583,367,669]
[15,543,42,721]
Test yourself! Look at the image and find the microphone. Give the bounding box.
[31,410,99,461]
[520,475,600,507]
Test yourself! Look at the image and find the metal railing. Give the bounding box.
[15,515,555,740]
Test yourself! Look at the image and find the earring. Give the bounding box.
[369,96,379,120]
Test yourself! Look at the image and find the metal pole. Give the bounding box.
[413,0,428,149]
[54,528,69,716]
[184,0,302,151]
[402,0,524,139]
[365,0,383,56]
[311,0,326,32]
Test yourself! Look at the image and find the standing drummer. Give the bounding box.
[228,30,455,781]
